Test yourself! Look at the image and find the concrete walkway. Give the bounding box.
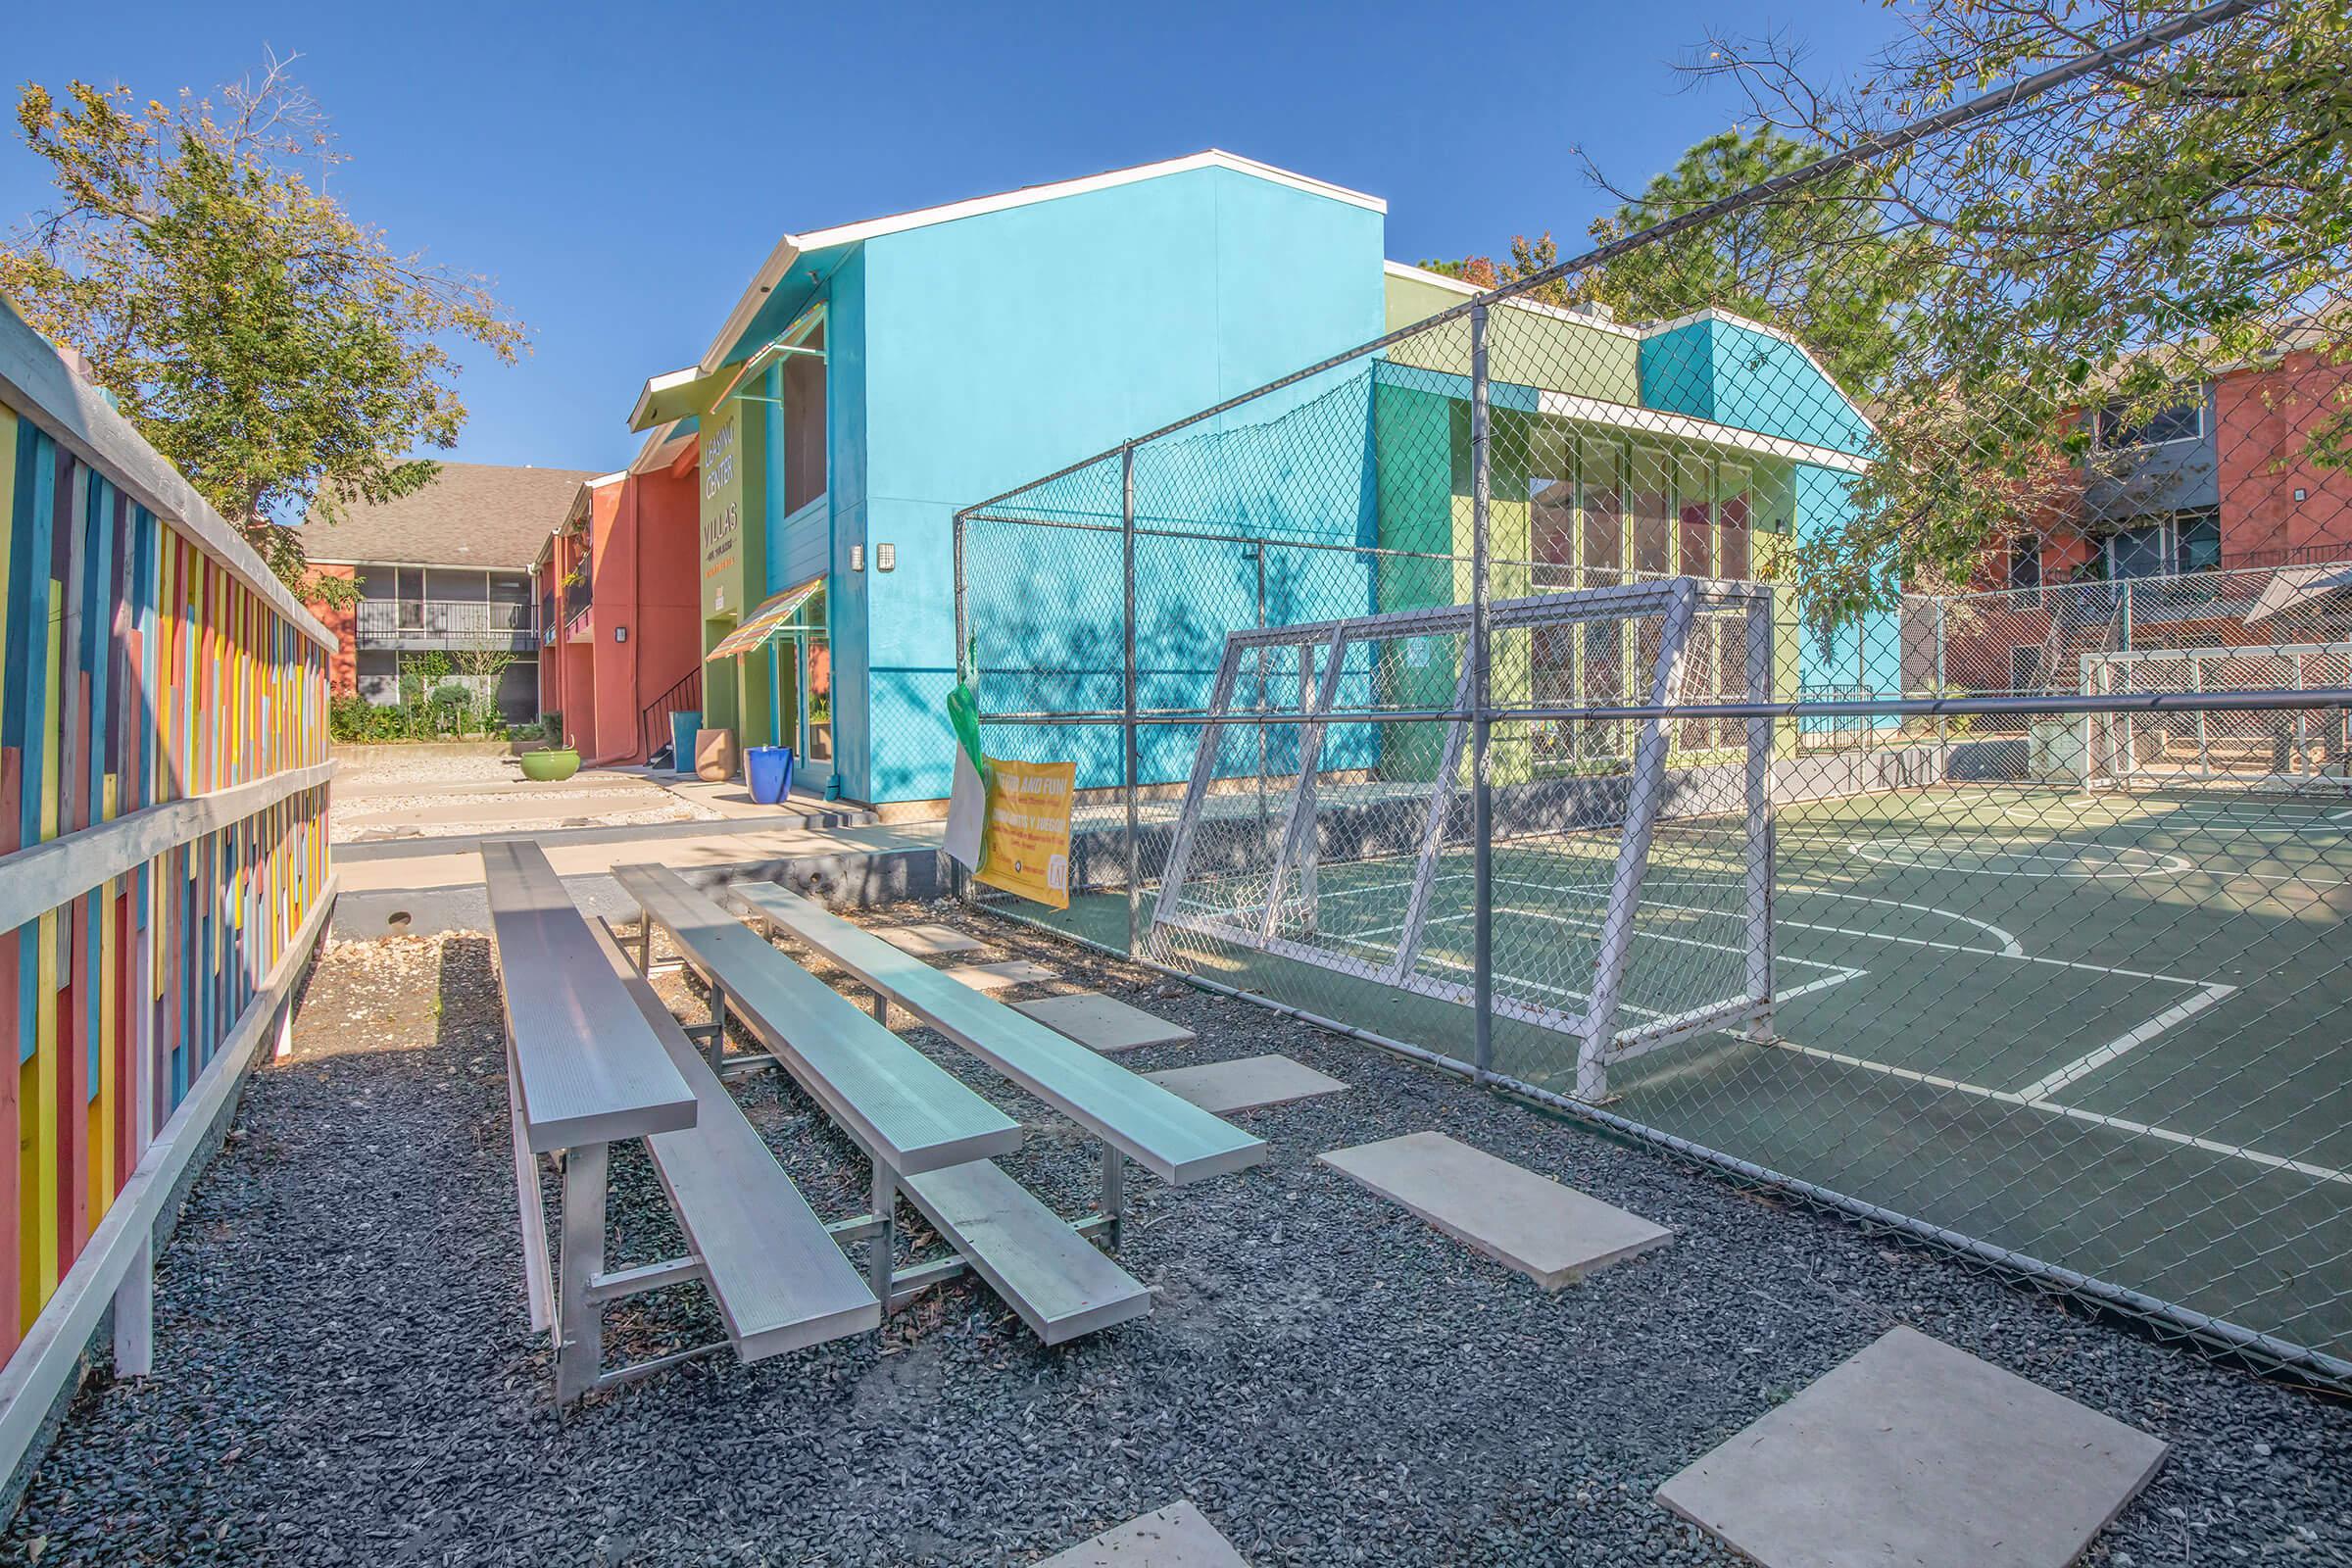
[333,815,946,937]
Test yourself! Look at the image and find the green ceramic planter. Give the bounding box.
[518,748,581,782]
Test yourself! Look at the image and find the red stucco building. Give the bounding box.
[534,439,705,765]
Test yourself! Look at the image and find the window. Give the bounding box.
[1629,450,1671,575]
[783,319,827,515]
[2097,396,2203,450]
[1580,441,1623,581]
[355,650,400,705]
[2010,538,2042,590]
[2108,521,2171,580]
[2091,509,2223,581]
[2175,509,2221,573]
[1530,476,1576,591]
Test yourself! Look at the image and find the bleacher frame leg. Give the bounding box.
[1100,1145,1125,1250]
[707,986,729,1074]
[868,1166,897,1307]
[554,1141,611,1403]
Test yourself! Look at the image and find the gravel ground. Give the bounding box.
[4,910,2347,1566]
[331,751,532,787]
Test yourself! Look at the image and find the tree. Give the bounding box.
[1577,126,1933,395]
[448,644,519,733]
[0,55,526,603]
[1420,233,1572,306]
[1686,0,2352,619]
[1417,127,1928,391]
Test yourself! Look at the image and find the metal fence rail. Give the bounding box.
[952,5,2351,1391]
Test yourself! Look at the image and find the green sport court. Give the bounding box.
[1033,781,2352,1375]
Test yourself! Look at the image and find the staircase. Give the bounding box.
[2025,588,2128,694]
[640,667,705,763]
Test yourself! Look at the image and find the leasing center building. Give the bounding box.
[626,151,1874,809]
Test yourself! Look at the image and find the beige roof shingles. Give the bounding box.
[303,461,599,570]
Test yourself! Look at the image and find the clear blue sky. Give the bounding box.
[5,0,1898,476]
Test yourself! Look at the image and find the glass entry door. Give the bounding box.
[798,631,834,794]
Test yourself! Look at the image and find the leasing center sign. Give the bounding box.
[700,410,744,616]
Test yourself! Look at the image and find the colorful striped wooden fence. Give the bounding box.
[0,302,335,1492]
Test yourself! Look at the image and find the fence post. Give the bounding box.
[1122,443,1142,955]
[1469,303,1494,1084]
[1934,597,1948,760]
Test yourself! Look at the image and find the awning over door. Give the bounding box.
[707,576,824,660]
[2244,562,2352,623]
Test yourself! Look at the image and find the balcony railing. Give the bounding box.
[354,599,535,648]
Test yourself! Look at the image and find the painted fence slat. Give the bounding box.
[0,303,334,1488]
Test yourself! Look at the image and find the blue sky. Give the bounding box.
[4,0,1900,475]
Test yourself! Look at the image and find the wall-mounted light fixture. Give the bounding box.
[876,543,897,572]
[850,544,865,571]
[614,625,629,643]
[2296,488,2309,503]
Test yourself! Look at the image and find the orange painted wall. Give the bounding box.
[625,466,706,759]
[539,467,705,765]
[2216,350,2352,564]
[306,564,360,695]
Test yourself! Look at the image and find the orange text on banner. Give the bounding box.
[976,757,1074,911]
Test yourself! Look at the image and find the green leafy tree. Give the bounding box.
[1578,127,1932,395]
[1420,233,1571,306]
[1689,0,2352,619]
[0,55,526,603]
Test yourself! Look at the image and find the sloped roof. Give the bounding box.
[695,150,1387,376]
[304,462,600,570]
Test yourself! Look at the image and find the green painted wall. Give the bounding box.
[1383,272,1642,405]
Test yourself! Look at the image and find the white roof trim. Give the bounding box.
[1534,388,1874,475]
[629,420,696,476]
[587,470,627,488]
[627,365,706,433]
[699,151,1388,372]
[1383,261,1644,339]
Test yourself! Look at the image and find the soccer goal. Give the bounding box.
[1148,576,1778,1101]
[2081,641,2352,791]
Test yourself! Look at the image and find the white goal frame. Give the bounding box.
[1149,576,1778,1101]
[2081,640,2352,792]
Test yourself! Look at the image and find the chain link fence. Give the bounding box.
[953,7,2351,1390]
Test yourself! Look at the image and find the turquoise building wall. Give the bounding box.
[850,165,1387,802]
[1640,315,1891,713]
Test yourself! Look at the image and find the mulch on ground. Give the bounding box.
[2,905,2345,1566]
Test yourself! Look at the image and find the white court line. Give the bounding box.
[1764,1036,2352,1189]
[1499,874,2035,959]
[1320,919,1865,1017]
[1848,837,2195,879]
[1485,885,2232,1094]
[2013,982,2239,1102]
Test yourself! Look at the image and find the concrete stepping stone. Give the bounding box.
[1148,1054,1345,1113]
[1015,992,1196,1053]
[944,957,1059,992]
[1657,1325,2167,1568]
[1317,1131,1669,1290]
[1036,1501,1250,1567]
[875,921,986,957]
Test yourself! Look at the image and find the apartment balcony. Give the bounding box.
[563,582,594,644]
[354,599,537,652]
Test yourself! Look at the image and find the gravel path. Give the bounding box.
[5,911,2346,1566]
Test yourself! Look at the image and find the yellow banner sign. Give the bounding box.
[976,757,1074,910]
